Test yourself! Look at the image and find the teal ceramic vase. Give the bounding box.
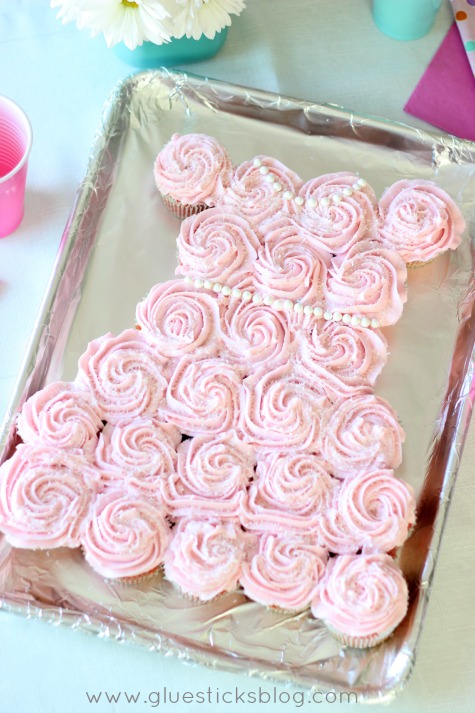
[112,28,229,68]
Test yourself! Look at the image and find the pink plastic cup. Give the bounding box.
[0,95,32,238]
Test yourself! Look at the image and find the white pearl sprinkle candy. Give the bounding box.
[190,276,379,330]
[273,182,283,192]
[332,193,342,204]
[295,196,304,206]
[343,187,353,197]
[352,182,360,190]
[321,197,330,208]
[253,158,262,168]
[357,178,367,188]
[307,198,317,209]
[266,173,276,183]
[259,166,269,175]
[284,191,294,201]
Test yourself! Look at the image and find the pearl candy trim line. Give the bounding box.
[251,159,368,208]
[183,276,380,329]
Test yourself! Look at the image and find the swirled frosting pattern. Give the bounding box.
[81,488,170,579]
[94,418,179,502]
[240,533,328,611]
[153,133,232,206]
[254,217,329,303]
[76,330,168,425]
[293,320,387,401]
[240,451,336,533]
[16,381,103,455]
[292,173,378,254]
[311,553,409,645]
[175,209,260,285]
[322,394,405,478]
[336,469,416,553]
[163,356,242,436]
[163,430,255,519]
[220,298,296,373]
[240,365,328,452]
[136,280,222,359]
[326,241,407,327]
[378,179,465,263]
[163,518,253,601]
[0,444,99,549]
[221,156,302,230]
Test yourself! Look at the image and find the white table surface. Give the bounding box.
[1,2,475,712]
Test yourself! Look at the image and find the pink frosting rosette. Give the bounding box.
[240,533,328,612]
[321,394,405,479]
[239,364,328,452]
[325,241,408,327]
[163,430,254,520]
[136,280,222,359]
[336,469,416,553]
[0,444,100,549]
[94,418,179,501]
[291,172,378,255]
[16,380,103,455]
[220,296,296,374]
[377,179,465,264]
[253,216,329,304]
[240,451,337,533]
[162,356,242,436]
[318,507,359,555]
[293,319,388,401]
[163,518,253,601]
[175,209,260,285]
[220,156,302,232]
[311,553,409,647]
[153,133,232,206]
[76,329,168,425]
[81,488,171,580]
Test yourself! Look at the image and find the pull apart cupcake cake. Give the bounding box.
[0,132,465,649]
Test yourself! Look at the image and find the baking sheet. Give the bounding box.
[1,69,475,703]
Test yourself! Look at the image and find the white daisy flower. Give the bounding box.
[50,0,173,50]
[172,0,246,40]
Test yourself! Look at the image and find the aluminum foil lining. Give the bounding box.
[1,69,475,703]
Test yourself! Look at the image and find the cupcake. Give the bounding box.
[153,133,233,219]
[240,533,328,612]
[0,443,100,549]
[16,380,103,456]
[163,518,253,601]
[311,553,409,648]
[80,488,171,581]
[377,179,465,267]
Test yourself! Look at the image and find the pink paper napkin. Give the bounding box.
[404,22,475,141]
